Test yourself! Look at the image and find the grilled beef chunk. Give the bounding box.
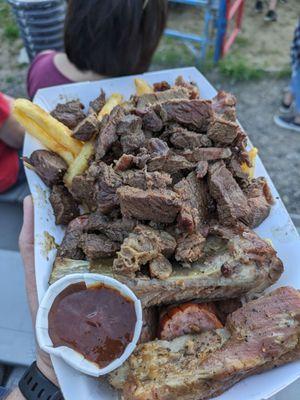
[118,186,181,224]
[95,106,124,160]
[157,99,212,132]
[109,287,300,400]
[136,87,190,109]
[50,100,85,129]
[228,156,248,181]
[174,172,212,233]
[121,170,172,190]
[70,173,96,211]
[149,255,173,280]
[88,161,123,214]
[208,161,250,225]
[195,161,208,179]
[244,177,274,228]
[153,81,171,92]
[113,225,176,277]
[56,215,89,260]
[79,233,120,260]
[175,232,206,264]
[89,89,105,114]
[85,211,136,242]
[135,108,163,132]
[139,307,159,344]
[49,185,79,225]
[27,150,67,187]
[207,117,239,145]
[158,302,223,340]
[116,114,145,153]
[170,127,212,149]
[180,147,232,162]
[175,75,200,99]
[72,114,100,141]
[212,90,237,121]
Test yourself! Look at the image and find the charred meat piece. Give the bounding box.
[212,90,237,121]
[180,147,232,162]
[72,114,100,141]
[175,232,206,264]
[174,172,212,233]
[207,117,239,145]
[136,87,190,109]
[70,173,96,211]
[114,154,135,172]
[175,75,200,99]
[170,127,212,149]
[121,170,172,190]
[113,225,176,277]
[95,105,125,160]
[89,89,106,114]
[50,100,85,129]
[49,185,79,225]
[118,186,181,224]
[116,114,145,154]
[208,161,250,225]
[158,302,223,340]
[139,307,159,344]
[195,160,208,179]
[153,81,171,92]
[244,177,274,228]
[85,212,136,242]
[109,287,300,400]
[157,99,212,132]
[79,233,120,260]
[56,215,89,260]
[149,255,173,280]
[26,150,67,187]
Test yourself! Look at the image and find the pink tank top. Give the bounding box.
[27,51,73,99]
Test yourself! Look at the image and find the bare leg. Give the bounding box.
[268,0,277,11]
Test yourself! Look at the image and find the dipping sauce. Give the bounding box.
[48,282,136,368]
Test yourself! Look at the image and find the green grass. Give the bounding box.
[0,0,19,41]
[218,56,265,81]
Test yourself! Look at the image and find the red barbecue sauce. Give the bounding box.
[48,282,136,368]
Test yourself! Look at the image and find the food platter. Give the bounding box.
[23,67,300,400]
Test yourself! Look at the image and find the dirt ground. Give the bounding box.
[0,0,299,227]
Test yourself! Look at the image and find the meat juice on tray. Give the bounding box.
[13,75,300,400]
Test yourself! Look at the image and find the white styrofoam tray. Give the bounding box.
[23,67,300,400]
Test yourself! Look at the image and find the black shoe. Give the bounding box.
[255,0,263,12]
[274,115,300,132]
[264,10,277,21]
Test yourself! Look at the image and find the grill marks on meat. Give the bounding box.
[26,150,67,187]
[79,233,120,260]
[158,302,223,340]
[118,186,181,224]
[208,161,250,225]
[49,185,79,225]
[113,225,176,278]
[158,99,213,132]
[50,100,85,129]
[110,287,300,400]
[72,114,100,141]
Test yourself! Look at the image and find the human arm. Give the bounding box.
[0,94,24,149]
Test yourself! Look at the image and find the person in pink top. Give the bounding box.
[27,0,168,99]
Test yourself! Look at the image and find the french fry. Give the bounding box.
[134,78,154,96]
[64,141,94,187]
[97,93,123,121]
[13,99,83,157]
[241,147,258,179]
[13,109,74,165]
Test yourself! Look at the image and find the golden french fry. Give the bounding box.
[13,99,83,156]
[64,141,94,187]
[13,109,74,165]
[241,147,258,179]
[134,78,154,96]
[97,93,123,121]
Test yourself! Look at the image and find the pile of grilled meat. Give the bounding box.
[26,76,300,399]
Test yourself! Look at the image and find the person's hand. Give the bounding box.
[19,195,58,386]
